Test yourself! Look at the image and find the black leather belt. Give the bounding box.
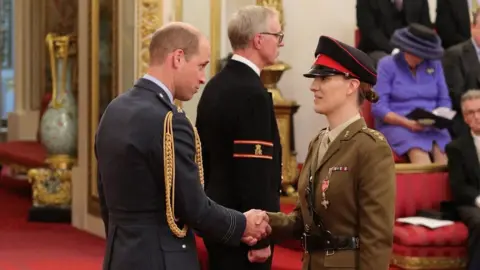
[300,231,359,254]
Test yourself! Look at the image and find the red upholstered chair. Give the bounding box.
[391,166,468,270]
[360,102,408,163]
[0,92,51,170]
[355,28,361,48]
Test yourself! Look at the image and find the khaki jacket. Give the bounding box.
[268,119,396,270]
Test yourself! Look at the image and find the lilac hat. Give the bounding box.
[390,23,444,60]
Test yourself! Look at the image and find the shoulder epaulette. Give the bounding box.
[360,126,386,142]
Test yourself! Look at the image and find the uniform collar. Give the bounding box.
[143,74,174,103]
[326,114,361,143]
[231,54,261,76]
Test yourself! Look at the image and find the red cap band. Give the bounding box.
[313,54,358,77]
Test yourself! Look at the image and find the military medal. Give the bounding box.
[321,166,349,209]
[321,178,330,209]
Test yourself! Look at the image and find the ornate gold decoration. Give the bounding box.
[256,0,299,196]
[88,0,119,216]
[391,254,466,270]
[163,110,204,237]
[28,155,76,207]
[45,33,77,109]
[256,0,285,28]
[136,0,163,78]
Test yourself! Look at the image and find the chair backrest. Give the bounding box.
[395,171,451,218]
[360,101,375,129]
[355,28,361,48]
[36,92,52,142]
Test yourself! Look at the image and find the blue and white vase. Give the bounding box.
[40,33,78,158]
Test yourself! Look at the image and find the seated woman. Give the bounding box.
[371,23,452,164]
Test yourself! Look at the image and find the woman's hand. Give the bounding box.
[404,119,424,132]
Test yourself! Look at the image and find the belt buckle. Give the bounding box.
[324,230,335,256]
[301,232,309,254]
[325,249,335,256]
[353,237,359,249]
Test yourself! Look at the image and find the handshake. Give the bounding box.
[241,209,272,263]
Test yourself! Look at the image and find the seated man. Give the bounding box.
[436,0,472,49]
[442,9,480,138]
[356,0,432,65]
[446,90,480,270]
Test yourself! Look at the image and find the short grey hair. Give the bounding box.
[461,89,480,110]
[227,5,278,50]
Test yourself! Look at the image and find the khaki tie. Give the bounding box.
[473,0,478,13]
[316,132,330,168]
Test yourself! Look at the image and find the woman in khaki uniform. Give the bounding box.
[266,36,396,269]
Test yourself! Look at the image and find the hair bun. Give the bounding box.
[365,90,379,103]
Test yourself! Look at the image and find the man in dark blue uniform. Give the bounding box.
[196,5,283,270]
[95,22,271,270]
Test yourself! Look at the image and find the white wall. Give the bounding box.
[180,0,438,162]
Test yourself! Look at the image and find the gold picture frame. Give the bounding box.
[88,0,119,216]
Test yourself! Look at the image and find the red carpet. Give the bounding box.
[0,176,105,270]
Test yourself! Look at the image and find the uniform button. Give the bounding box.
[182,244,186,249]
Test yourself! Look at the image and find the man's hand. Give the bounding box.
[248,246,271,263]
[241,209,271,246]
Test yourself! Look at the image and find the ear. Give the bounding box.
[347,79,360,95]
[172,49,185,69]
[252,34,262,50]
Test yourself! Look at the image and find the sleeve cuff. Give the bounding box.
[250,238,270,250]
[222,210,246,246]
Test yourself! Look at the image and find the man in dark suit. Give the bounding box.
[442,11,480,138]
[196,5,283,270]
[446,90,480,270]
[356,0,432,65]
[95,22,271,270]
[436,0,472,49]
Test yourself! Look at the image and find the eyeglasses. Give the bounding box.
[259,31,284,43]
[464,108,480,117]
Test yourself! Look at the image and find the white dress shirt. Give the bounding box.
[231,54,261,76]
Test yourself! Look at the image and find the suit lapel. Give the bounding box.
[314,119,366,174]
